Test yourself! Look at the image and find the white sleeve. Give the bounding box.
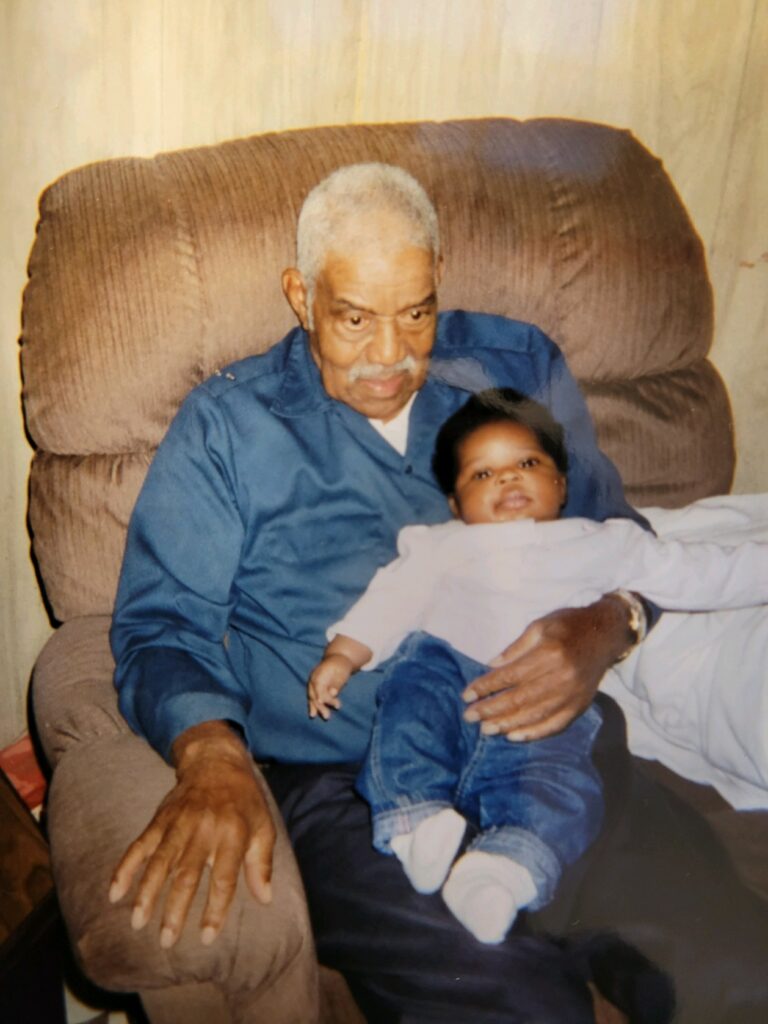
[605,520,768,610]
[327,525,439,668]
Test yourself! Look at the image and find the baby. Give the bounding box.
[308,388,766,944]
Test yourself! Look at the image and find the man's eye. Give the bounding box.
[402,307,431,326]
[345,314,365,329]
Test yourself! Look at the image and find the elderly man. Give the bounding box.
[109,164,767,1022]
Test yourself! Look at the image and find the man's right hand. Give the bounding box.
[108,721,275,949]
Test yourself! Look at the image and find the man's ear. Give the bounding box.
[434,252,445,287]
[281,268,310,330]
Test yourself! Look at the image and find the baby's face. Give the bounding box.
[449,421,566,525]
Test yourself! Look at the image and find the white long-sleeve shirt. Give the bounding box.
[329,517,768,669]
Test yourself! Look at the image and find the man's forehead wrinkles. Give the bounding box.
[331,297,375,313]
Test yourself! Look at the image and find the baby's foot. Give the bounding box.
[442,850,537,944]
[390,808,466,893]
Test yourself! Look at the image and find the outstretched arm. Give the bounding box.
[308,634,373,720]
[462,517,768,742]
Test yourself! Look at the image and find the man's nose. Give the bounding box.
[367,316,405,366]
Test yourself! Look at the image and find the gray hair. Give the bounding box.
[296,162,440,316]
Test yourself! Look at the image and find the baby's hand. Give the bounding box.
[308,655,353,720]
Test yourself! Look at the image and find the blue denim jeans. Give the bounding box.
[357,632,604,908]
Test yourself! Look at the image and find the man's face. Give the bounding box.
[283,217,441,421]
[449,421,566,525]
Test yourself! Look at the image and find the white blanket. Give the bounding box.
[601,493,768,810]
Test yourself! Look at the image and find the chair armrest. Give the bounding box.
[32,617,130,770]
[32,617,320,1022]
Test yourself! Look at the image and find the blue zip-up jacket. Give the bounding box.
[111,311,644,764]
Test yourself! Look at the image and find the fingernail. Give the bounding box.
[463,708,479,722]
[160,926,175,949]
[131,906,146,930]
[108,882,121,903]
[462,689,477,703]
[481,722,500,735]
[201,926,217,946]
[506,732,525,742]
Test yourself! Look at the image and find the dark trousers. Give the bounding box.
[266,694,768,1024]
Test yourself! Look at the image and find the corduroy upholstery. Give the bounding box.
[22,118,733,624]
[22,118,735,1021]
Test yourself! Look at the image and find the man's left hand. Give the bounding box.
[462,594,632,740]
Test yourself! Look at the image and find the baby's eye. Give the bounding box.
[519,457,540,469]
[473,468,492,480]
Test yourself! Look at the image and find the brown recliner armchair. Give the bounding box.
[22,118,735,1022]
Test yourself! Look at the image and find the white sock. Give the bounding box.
[442,851,537,944]
[389,808,467,893]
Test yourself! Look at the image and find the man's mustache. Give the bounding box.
[349,356,420,382]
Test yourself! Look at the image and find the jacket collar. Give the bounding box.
[269,328,334,418]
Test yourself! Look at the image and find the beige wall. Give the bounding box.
[1,0,766,746]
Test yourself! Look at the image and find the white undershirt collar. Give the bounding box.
[368,394,416,455]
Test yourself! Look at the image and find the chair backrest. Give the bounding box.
[20,117,734,623]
